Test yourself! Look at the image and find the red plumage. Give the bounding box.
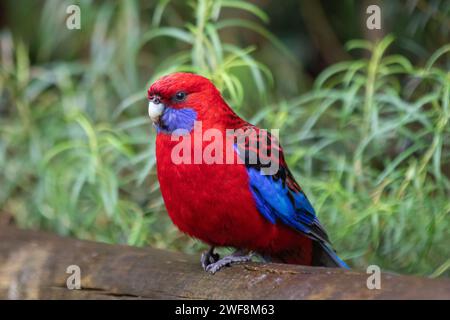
[149,73,316,266]
[156,134,313,265]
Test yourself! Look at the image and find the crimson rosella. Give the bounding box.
[147,72,348,273]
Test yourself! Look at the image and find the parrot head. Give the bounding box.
[147,72,231,133]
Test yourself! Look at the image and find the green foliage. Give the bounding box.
[262,36,450,276]
[0,0,449,276]
[142,0,282,107]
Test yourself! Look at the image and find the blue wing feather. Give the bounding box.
[247,166,349,268]
[234,126,348,268]
[232,125,348,268]
[247,167,327,241]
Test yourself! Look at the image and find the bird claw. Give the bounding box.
[201,247,220,271]
[205,251,254,274]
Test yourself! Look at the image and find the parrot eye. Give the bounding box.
[174,91,187,102]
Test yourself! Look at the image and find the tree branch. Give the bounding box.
[0,226,448,299]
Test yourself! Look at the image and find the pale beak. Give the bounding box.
[148,101,165,123]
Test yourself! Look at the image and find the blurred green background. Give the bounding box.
[0,0,449,277]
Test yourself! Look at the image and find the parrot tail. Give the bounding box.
[312,241,349,269]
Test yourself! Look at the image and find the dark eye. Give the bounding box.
[174,91,186,102]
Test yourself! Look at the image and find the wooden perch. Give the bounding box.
[0,226,448,299]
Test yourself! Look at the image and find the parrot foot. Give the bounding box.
[201,246,220,271]
[205,250,254,274]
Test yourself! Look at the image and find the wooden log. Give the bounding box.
[0,226,448,299]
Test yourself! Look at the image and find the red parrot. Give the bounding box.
[147,72,348,273]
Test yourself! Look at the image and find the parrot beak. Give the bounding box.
[148,100,165,123]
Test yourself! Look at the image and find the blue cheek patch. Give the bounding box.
[156,107,197,133]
